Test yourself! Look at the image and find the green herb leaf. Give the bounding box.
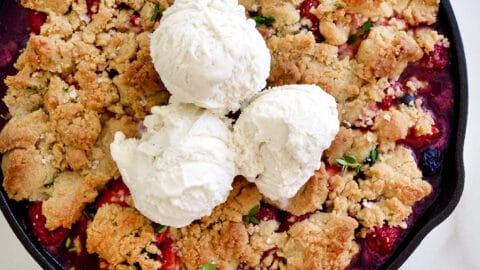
[359,19,373,35]
[370,148,378,162]
[155,224,168,233]
[343,155,357,164]
[334,2,344,9]
[337,155,362,175]
[347,19,372,44]
[68,246,78,252]
[151,3,163,22]
[252,15,275,27]
[203,263,217,270]
[249,216,260,225]
[65,237,71,248]
[336,159,347,167]
[70,267,75,270]
[244,205,261,225]
[248,204,260,216]
[347,34,358,44]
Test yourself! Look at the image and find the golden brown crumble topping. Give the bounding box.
[0,0,449,268]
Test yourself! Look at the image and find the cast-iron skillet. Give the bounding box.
[0,0,468,269]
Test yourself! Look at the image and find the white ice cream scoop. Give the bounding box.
[150,0,271,115]
[234,84,339,204]
[111,103,235,228]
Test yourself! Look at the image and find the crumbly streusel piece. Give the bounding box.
[357,146,432,229]
[343,0,394,18]
[42,172,103,230]
[355,26,423,82]
[269,165,330,216]
[0,110,52,152]
[170,179,261,268]
[21,0,73,14]
[395,0,440,26]
[267,32,363,102]
[283,212,359,270]
[1,148,56,201]
[86,204,160,270]
[0,110,58,200]
[324,127,378,166]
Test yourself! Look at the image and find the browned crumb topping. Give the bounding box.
[0,0,447,269]
[86,204,160,270]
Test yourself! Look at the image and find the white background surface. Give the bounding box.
[0,0,478,269]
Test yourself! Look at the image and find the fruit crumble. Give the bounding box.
[0,0,454,269]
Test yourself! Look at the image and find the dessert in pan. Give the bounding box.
[0,0,467,269]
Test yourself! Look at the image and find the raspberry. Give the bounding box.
[86,0,101,17]
[365,225,402,256]
[277,212,312,232]
[27,10,46,35]
[255,205,278,221]
[28,202,70,246]
[401,126,440,150]
[129,14,143,33]
[155,231,168,246]
[157,240,180,270]
[420,44,449,71]
[95,180,131,209]
[299,0,321,40]
[378,95,394,110]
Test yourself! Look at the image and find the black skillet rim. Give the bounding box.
[0,0,467,269]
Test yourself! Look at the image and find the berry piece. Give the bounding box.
[157,239,180,270]
[86,0,101,17]
[156,232,168,246]
[420,147,443,176]
[27,10,47,35]
[277,212,312,232]
[255,204,278,222]
[325,165,342,176]
[130,14,141,27]
[28,201,70,246]
[96,180,131,209]
[378,95,394,110]
[365,225,402,256]
[399,94,415,105]
[260,248,284,268]
[129,14,143,32]
[420,44,449,70]
[299,0,320,39]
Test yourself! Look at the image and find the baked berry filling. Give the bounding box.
[95,180,131,209]
[26,10,46,35]
[365,225,403,257]
[299,0,321,40]
[26,179,182,270]
[0,1,455,269]
[86,0,100,18]
[28,202,70,247]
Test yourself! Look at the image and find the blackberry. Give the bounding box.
[420,147,443,176]
[399,94,415,105]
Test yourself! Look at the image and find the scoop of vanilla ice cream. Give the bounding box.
[234,84,339,203]
[150,0,270,114]
[110,103,235,228]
